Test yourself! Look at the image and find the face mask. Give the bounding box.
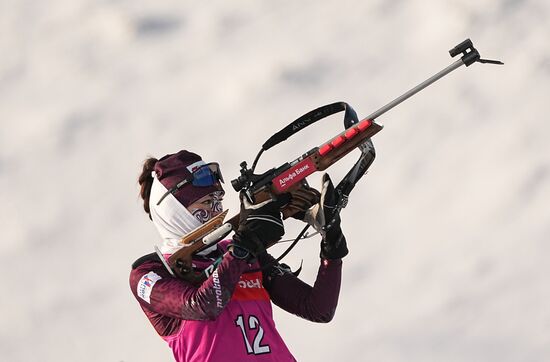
[189,192,224,224]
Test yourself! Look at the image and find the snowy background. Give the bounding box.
[1,0,549,361]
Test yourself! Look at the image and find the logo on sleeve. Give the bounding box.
[137,271,162,303]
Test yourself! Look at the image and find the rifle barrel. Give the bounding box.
[366,59,464,121]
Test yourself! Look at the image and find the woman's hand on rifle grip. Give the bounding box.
[304,173,349,260]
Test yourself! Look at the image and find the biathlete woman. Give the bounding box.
[130,150,349,361]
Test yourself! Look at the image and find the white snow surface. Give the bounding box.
[1,1,549,361]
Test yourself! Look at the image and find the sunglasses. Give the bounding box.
[156,163,224,205]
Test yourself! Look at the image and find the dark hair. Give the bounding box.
[138,157,158,219]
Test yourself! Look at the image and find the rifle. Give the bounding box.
[164,39,502,282]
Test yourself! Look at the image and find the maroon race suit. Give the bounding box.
[129,241,343,361]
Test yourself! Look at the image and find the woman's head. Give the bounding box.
[138,150,225,224]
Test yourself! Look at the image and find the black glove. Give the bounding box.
[230,194,285,261]
[304,174,348,260]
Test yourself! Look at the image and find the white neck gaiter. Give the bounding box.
[149,172,203,255]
